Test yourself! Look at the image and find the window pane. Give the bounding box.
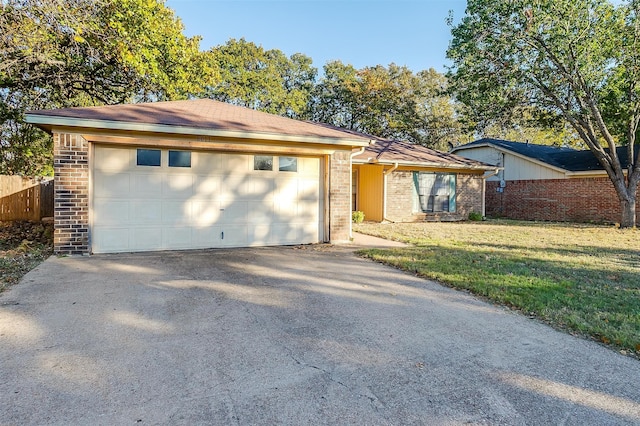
[169,150,191,168]
[279,156,297,172]
[415,172,455,213]
[137,149,161,166]
[254,156,273,171]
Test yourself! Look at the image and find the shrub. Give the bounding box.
[352,211,365,223]
[468,211,483,221]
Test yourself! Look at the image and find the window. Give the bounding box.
[279,156,297,172]
[254,155,273,171]
[169,150,191,168]
[414,172,456,213]
[137,149,161,166]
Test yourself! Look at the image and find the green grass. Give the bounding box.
[354,220,640,357]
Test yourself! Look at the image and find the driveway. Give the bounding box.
[1,244,639,425]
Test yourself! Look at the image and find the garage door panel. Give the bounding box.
[220,201,248,224]
[299,157,320,176]
[132,200,161,224]
[248,225,271,245]
[217,154,248,173]
[247,201,274,224]
[162,200,192,225]
[93,199,130,225]
[163,174,194,198]
[194,175,221,198]
[242,176,274,200]
[93,227,130,252]
[133,173,163,198]
[133,227,163,251]
[192,226,222,247]
[219,225,248,246]
[95,146,131,172]
[271,224,301,244]
[162,227,193,249]
[94,171,130,197]
[192,200,222,226]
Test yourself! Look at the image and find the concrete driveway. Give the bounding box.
[1,244,639,425]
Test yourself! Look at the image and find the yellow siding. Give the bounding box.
[357,164,384,222]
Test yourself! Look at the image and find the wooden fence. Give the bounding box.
[0,178,54,221]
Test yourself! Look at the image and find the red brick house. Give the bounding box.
[352,140,497,222]
[451,138,640,223]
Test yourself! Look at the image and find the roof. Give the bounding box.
[25,99,373,146]
[353,139,496,170]
[452,138,632,172]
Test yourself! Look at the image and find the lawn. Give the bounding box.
[354,220,640,358]
[0,221,53,293]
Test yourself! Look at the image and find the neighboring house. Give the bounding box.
[26,99,373,254]
[352,139,497,222]
[451,138,639,223]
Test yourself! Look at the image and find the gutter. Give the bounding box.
[382,162,399,222]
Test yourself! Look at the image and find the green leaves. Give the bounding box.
[309,62,465,149]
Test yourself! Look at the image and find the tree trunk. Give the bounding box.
[620,198,636,228]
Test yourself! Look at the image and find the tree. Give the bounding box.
[0,0,208,175]
[309,61,464,149]
[447,0,640,227]
[203,38,316,118]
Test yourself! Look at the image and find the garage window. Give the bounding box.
[169,150,191,168]
[254,156,273,171]
[137,149,161,166]
[279,157,297,172]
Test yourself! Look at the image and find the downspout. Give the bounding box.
[482,168,500,218]
[383,162,399,222]
[349,146,367,239]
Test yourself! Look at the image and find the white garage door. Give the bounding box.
[92,146,322,253]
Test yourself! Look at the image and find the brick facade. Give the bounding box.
[53,133,89,255]
[385,170,484,222]
[486,178,640,223]
[329,150,352,242]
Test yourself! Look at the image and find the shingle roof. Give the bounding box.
[353,139,496,170]
[453,138,633,172]
[26,99,373,143]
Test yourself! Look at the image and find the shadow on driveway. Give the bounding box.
[1,245,639,424]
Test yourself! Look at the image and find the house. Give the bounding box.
[352,139,497,222]
[451,138,639,223]
[26,99,373,254]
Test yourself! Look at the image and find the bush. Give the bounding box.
[468,211,483,221]
[352,211,365,223]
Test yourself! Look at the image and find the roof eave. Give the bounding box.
[353,158,498,171]
[25,114,372,147]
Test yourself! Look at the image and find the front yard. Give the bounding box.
[354,220,640,358]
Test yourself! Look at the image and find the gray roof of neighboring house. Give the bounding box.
[453,138,634,172]
[353,139,496,170]
[25,99,373,145]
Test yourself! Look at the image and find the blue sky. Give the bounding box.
[165,0,468,73]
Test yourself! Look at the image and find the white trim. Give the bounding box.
[26,114,372,147]
[352,158,497,171]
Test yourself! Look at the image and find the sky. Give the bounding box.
[164,0,468,73]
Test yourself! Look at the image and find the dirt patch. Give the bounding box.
[0,221,53,292]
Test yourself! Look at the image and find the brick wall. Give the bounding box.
[486,177,640,223]
[385,170,484,222]
[329,150,351,242]
[53,133,89,255]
